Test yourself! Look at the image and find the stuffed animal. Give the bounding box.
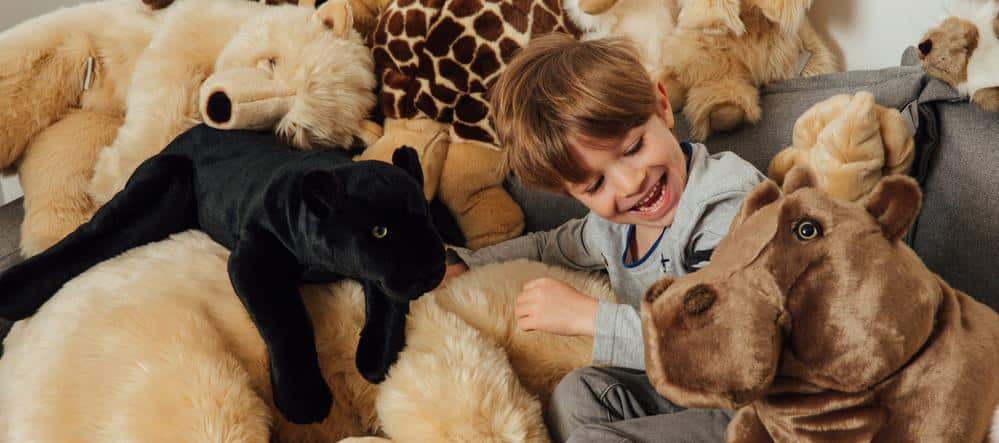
[561,0,677,75]
[0,124,447,425]
[86,0,376,205]
[0,0,164,256]
[640,168,999,442]
[356,0,587,249]
[917,0,999,112]
[0,231,609,442]
[657,0,840,141]
[767,91,915,202]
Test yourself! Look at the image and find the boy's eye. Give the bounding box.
[624,136,644,156]
[586,176,604,194]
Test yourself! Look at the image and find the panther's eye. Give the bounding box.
[372,226,388,239]
[794,219,822,241]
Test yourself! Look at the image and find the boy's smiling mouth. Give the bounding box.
[629,174,669,217]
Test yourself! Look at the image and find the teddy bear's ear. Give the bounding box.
[302,170,345,218]
[315,0,354,38]
[767,146,801,186]
[392,146,424,189]
[782,165,818,195]
[863,175,922,242]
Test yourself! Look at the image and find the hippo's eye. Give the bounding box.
[794,219,822,241]
[372,226,388,239]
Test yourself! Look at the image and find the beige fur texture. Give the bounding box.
[0,231,611,442]
[768,91,915,202]
[562,0,678,74]
[0,0,162,254]
[659,0,839,140]
[87,0,376,204]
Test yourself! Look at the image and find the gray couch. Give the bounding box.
[0,48,996,349]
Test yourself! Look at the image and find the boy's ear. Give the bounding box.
[302,170,344,218]
[392,146,424,188]
[656,82,675,129]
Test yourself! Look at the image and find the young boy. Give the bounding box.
[446,33,765,442]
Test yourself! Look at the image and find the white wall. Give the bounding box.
[809,0,948,71]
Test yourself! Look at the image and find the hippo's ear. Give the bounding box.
[302,170,344,218]
[863,175,922,242]
[315,0,354,38]
[782,165,818,194]
[731,180,781,228]
[392,146,424,189]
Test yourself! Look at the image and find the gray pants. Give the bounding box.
[547,367,733,443]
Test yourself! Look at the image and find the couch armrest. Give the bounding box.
[0,199,23,273]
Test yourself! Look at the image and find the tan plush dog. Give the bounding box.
[0,0,163,256]
[640,169,999,442]
[87,0,376,205]
[659,0,839,141]
[767,91,915,202]
[0,231,607,442]
[917,0,999,112]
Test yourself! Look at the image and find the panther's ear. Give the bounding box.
[392,146,424,188]
[301,170,344,218]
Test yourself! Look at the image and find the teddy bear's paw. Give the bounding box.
[337,438,392,443]
[972,87,999,113]
[708,103,747,133]
[271,369,333,425]
[578,0,619,15]
[88,148,126,205]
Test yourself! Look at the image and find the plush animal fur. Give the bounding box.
[357,0,588,249]
[0,233,609,442]
[641,169,999,442]
[768,91,915,202]
[658,0,839,140]
[562,0,678,74]
[918,0,999,112]
[87,0,376,205]
[0,0,163,255]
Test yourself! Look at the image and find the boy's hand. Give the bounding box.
[515,277,598,337]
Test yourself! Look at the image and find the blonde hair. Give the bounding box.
[489,33,657,192]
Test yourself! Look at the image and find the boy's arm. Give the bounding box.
[449,213,606,270]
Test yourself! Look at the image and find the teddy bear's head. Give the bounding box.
[917,0,999,112]
[198,1,376,149]
[641,169,935,410]
[918,16,980,87]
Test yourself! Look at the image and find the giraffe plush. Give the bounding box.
[358,0,581,249]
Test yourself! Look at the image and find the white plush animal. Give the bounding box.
[0,231,612,442]
[561,0,678,74]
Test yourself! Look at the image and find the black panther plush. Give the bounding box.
[0,125,447,424]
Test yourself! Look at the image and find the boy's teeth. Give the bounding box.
[633,180,664,212]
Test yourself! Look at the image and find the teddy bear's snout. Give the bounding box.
[205,91,233,124]
[683,284,717,315]
[917,39,933,58]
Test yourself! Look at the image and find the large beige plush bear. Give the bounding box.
[86,0,377,205]
[0,0,164,256]
[0,231,609,442]
[660,0,839,140]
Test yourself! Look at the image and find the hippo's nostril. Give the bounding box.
[683,285,716,315]
[918,39,933,57]
[206,91,232,124]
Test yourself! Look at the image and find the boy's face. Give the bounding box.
[564,85,688,230]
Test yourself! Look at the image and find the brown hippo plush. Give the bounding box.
[640,168,999,442]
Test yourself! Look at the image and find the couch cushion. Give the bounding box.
[909,80,999,309]
[0,198,22,353]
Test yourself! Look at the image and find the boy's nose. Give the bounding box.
[609,165,646,199]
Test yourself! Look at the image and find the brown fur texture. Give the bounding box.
[0,231,609,442]
[86,0,376,204]
[768,91,915,202]
[0,0,161,255]
[918,2,999,112]
[658,0,839,140]
[641,169,999,442]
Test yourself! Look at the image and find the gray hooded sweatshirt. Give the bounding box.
[451,142,765,369]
